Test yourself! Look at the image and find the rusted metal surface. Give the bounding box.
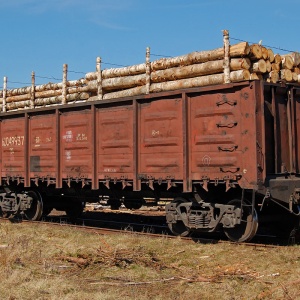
[97,105,134,189]
[0,79,299,244]
[138,96,183,190]
[293,87,300,173]
[1,117,26,180]
[29,113,57,183]
[60,109,93,186]
[0,81,299,205]
[189,82,258,190]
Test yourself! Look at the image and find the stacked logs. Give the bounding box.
[247,43,300,83]
[0,30,300,112]
[85,40,252,100]
[0,67,89,111]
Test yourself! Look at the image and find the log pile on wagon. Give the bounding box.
[0,30,300,112]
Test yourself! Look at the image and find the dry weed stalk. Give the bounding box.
[257,279,300,299]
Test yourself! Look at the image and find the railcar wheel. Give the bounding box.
[0,207,10,218]
[24,191,43,221]
[223,199,258,242]
[124,199,143,210]
[167,198,191,237]
[107,199,121,210]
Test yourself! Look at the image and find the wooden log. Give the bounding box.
[274,54,282,64]
[266,71,279,83]
[6,79,86,96]
[251,59,267,73]
[87,74,146,92]
[102,74,146,91]
[145,47,151,94]
[6,94,31,103]
[7,84,90,102]
[35,82,62,92]
[271,63,281,72]
[261,47,268,60]
[281,55,294,70]
[292,72,298,82]
[85,63,146,81]
[84,74,146,92]
[150,70,250,93]
[7,86,31,97]
[149,58,250,84]
[267,48,275,63]
[287,52,300,66]
[96,57,103,99]
[229,42,251,57]
[250,73,263,80]
[2,77,7,112]
[266,60,272,73]
[151,42,250,71]
[103,86,147,100]
[34,96,60,106]
[66,92,90,103]
[293,67,300,74]
[101,70,250,100]
[223,29,230,84]
[249,44,262,60]
[6,100,31,110]
[230,58,251,70]
[92,58,251,90]
[30,71,35,109]
[34,92,90,107]
[67,79,86,87]
[67,85,90,94]
[150,60,223,83]
[62,64,68,104]
[35,89,62,98]
[280,69,293,81]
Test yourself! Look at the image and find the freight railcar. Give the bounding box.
[0,80,299,242]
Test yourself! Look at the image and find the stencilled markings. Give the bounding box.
[202,155,211,166]
[2,136,24,147]
[152,130,160,137]
[66,151,71,161]
[76,133,88,141]
[104,168,116,172]
[63,131,73,142]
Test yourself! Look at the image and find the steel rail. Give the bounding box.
[0,217,284,249]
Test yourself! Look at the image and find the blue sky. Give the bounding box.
[0,0,300,89]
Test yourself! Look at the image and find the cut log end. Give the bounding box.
[250,44,262,60]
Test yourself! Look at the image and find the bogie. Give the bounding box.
[166,194,259,242]
[0,189,43,221]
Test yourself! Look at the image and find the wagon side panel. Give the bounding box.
[188,84,258,189]
[28,113,57,181]
[1,117,26,182]
[97,105,134,185]
[60,109,93,182]
[138,96,183,184]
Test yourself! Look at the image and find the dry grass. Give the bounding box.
[0,222,299,300]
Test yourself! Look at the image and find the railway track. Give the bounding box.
[0,211,291,249]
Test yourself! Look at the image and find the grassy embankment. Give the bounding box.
[0,221,299,300]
